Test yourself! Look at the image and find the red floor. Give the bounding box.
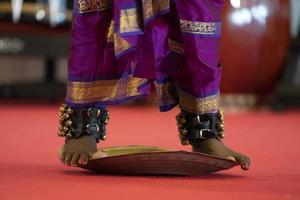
[0,103,300,200]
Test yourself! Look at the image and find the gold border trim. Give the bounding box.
[142,0,170,21]
[77,0,112,13]
[154,81,178,106]
[120,7,143,34]
[114,33,132,55]
[66,76,148,104]
[179,91,220,114]
[107,20,115,43]
[180,20,220,35]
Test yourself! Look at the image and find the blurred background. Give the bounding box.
[0,0,299,110]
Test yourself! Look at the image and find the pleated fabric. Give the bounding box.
[66,0,224,114]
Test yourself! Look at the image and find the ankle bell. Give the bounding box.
[57,104,110,143]
[176,110,225,145]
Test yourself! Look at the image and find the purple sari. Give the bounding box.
[66,0,224,114]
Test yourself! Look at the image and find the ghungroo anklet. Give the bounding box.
[176,110,225,145]
[57,104,109,143]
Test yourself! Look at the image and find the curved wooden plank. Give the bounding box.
[79,146,237,176]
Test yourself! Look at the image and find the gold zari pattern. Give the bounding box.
[107,20,115,43]
[77,0,112,13]
[142,0,170,21]
[179,91,220,114]
[114,33,131,55]
[66,76,148,104]
[120,8,142,33]
[154,81,178,107]
[180,20,219,35]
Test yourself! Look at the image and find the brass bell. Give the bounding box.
[179,128,188,135]
[219,125,225,129]
[63,113,70,120]
[59,104,67,111]
[59,117,65,123]
[57,131,62,136]
[218,133,225,139]
[181,140,189,145]
[66,107,74,115]
[101,135,107,140]
[62,126,69,132]
[218,111,224,119]
[176,115,182,122]
[66,132,73,138]
[179,118,186,124]
[58,130,66,137]
[65,120,73,126]
[59,107,65,113]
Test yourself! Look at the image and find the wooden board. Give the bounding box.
[78,145,238,176]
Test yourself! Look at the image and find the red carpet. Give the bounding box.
[0,103,299,200]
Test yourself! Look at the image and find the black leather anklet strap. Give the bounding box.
[176,110,225,145]
[57,104,109,143]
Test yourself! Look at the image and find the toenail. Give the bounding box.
[226,156,236,162]
[80,159,88,164]
[242,164,250,170]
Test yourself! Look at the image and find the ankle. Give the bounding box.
[58,104,110,143]
[176,110,225,146]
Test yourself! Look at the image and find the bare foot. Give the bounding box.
[192,138,251,170]
[59,136,97,166]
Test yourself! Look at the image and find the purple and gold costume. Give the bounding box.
[66,0,224,114]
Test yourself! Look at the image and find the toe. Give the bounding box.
[226,156,236,162]
[70,153,81,167]
[235,155,251,170]
[64,153,73,166]
[79,153,89,165]
[241,156,251,170]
